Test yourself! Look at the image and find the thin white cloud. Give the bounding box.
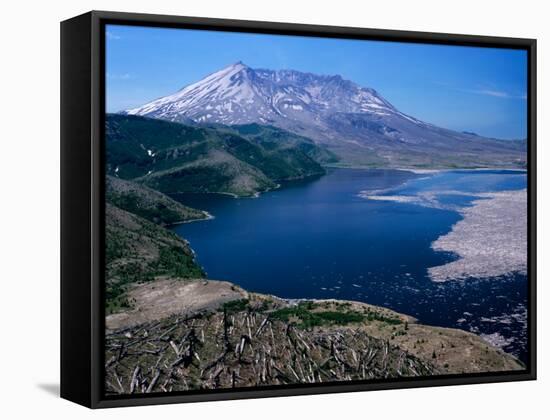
[468,88,526,100]
[106,31,121,40]
[107,73,132,80]
[437,82,527,100]
[475,89,509,98]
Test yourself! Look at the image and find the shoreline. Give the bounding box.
[325,163,526,172]
[167,210,215,227]
[171,169,327,203]
[394,167,526,174]
[173,166,526,204]
[171,182,283,200]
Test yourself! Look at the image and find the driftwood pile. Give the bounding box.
[105,308,437,395]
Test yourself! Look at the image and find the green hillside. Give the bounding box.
[106,114,333,197]
[230,123,339,165]
[105,204,204,314]
[106,176,208,226]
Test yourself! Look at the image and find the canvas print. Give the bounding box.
[104,24,528,395]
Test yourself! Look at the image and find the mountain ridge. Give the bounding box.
[123,62,526,168]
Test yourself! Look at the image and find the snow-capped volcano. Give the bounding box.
[124,61,417,135]
[123,62,525,167]
[126,62,259,124]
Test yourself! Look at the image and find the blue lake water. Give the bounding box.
[171,168,528,362]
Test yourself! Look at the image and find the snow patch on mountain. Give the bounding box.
[123,62,411,131]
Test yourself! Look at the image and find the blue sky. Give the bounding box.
[106,24,527,139]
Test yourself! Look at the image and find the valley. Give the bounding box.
[103,61,529,394]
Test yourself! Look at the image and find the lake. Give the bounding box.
[171,168,528,362]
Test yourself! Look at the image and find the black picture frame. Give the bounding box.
[60,10,537,409]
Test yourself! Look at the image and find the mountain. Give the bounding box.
[124,62,526,168]
[106,114,328,197]
[123,62,404,128]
